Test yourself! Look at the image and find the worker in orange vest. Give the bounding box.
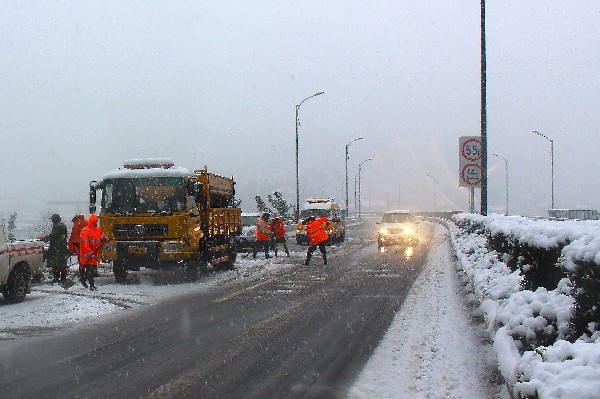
[270,216,290,257]
[304,216,330,266]
[252,212,272,259]
[68,214,86,260]
[79,214,107,290]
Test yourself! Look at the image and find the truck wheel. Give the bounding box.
[3,264,29,303]
[113,260,128,283]
[228,238,238,264]
[224,238,237,270]
[185,261,199,282]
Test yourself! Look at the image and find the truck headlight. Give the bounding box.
[379,228,389,235]
[404,227,415,235]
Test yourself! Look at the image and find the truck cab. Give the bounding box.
[90,159,241,281]
[295,198,346,245]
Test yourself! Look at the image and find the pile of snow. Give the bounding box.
[448,214,600,399]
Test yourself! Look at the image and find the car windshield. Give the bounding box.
[241,215,260,226]
[103,177,186,214]
[382,213,413,223]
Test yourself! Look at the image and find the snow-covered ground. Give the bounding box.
[2,222,506,398]
[349,223,508,399]
[0,253,294,341]
[3,218,599,398]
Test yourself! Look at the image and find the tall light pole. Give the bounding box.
[532,130,554,210]
[493,153,509,215]
[427,174,437,212]
[295,91,324,221]
[354,174,358,212]
[480,0,488,216]
[358,158,372,219]
[345,137,362,216]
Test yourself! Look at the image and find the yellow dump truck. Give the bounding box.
[89,159,241,282]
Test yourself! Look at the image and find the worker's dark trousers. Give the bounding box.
[253,240,270,258]
[305,243,327,265]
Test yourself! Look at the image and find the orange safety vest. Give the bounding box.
[306,217,329,247]
[255,218,271,241]
[68,215,87,253]
[270,219,286,239]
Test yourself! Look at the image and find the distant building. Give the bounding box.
[548,209,599,220]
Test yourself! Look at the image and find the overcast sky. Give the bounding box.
[1,1,599,219]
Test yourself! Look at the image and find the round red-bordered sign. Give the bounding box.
[461,138,482,162]
[461,163,482,186]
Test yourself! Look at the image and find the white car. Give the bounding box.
[235,212,261,252]
[377,210,419,249]
[1,228,44,303]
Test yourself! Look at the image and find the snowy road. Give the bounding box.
[349,223,507,399]
[1,221,507,398]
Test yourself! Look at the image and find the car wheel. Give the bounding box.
[3,264,29,303]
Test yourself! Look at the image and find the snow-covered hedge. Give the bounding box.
[448,213,600,399]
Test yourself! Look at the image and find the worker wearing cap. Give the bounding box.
[41,213,70,283]
[252,212,272,259]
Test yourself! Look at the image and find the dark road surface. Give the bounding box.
[0,220,434,399]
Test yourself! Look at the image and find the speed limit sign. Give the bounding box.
[459,136,482,187]
[462,138,482,161]
[461,163,482,186]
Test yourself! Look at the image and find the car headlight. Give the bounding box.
[379,228,389,235]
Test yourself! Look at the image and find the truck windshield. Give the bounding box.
[382,213,413,223]
[300,209,330,219]
[103,177,186,214]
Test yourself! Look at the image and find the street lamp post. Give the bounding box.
[345,137,362,217]
[426,174,437,212]
[358,158,372,219]
[354,174,357,212]
[493,153,509,215]
[295,91,324,221]
[532,130,554,210]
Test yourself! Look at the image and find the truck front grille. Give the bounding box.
[113,224,168,238]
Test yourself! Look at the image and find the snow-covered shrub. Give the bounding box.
[486,222,567,291]
[562,260,600,339]
[494,288,574,352]
[515,338,600,399]
[512,242,565,291]
[559,233,600,339]
[448,213,600,399]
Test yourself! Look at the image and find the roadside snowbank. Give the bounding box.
[450,214,600,399]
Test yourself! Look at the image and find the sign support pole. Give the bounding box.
[470,187,475,213]
[480,0,488,215]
